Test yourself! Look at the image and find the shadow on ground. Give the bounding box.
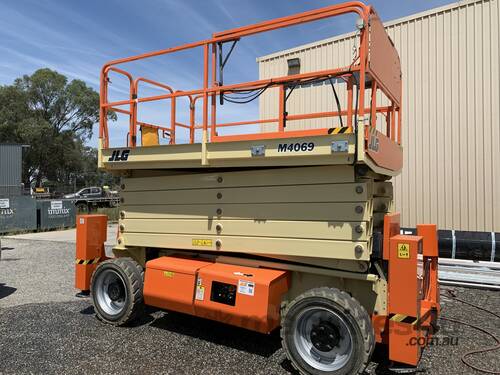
[0,283,17,299]
[79,300,283,358]
[0,246,18,261]
[150,307,282,358]
[79,300,282,357]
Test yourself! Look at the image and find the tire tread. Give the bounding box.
[91,257,144,326]
[280,287,374,375]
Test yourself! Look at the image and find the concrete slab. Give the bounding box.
[3,224,117,247]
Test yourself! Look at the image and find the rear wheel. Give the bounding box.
[281,287,374,375]
[91,257,144,326]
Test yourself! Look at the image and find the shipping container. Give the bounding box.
[0,196,37,233]
[36,199,76,230]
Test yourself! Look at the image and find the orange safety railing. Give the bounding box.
[99,1,402,149]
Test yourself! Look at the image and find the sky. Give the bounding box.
[0,0,456,146]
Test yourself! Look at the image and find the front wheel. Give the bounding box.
[281,287,374,375]
[91,257,144,326]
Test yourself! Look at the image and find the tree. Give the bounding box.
[0,68,116,190]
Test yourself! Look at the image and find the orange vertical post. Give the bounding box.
[278,85,285,131]
[189,98,195,144]
[417,224,440,314]
[211,43,217,140]
[203,44,209,134]
[75,215,108,292]
[129,79,136,148]
[357,22,368,122]
[170,96,176,144]
[99,69,108,148]
[388,234,422,366]
[390,105,396,141]
[131,84,138,146]
[388,235,421,317]
[128,79,136,148]
[383,212,400,260]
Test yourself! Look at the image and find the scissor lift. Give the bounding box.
[76,2,439,374]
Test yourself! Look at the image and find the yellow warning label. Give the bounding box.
[192,239,213,247]
[163,271,175,278]
[397,243,410,259]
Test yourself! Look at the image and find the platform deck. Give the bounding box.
[100,133,356,170]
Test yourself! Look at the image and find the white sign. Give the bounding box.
[50,200,63,210]
[237,280,255,296]
[195,286,205,301]
[0,198,10,209]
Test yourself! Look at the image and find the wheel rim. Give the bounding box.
[293,306,353,372]
[94,268,128,317]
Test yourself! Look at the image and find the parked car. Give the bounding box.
[64,186,119,212]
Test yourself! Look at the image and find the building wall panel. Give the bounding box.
[258,0,499,232]
[0,144,23,196]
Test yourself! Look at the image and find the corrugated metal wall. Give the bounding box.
[258,0,500,232]
[0,144,23,196]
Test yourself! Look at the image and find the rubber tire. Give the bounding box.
[91,257,144,326]
[281,287,374,375]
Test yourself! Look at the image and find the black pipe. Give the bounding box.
[400,228,499,262]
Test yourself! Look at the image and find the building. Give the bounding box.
[258,0,499,232]
[0,144,25,197]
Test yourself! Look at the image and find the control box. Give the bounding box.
[194,262,289,333]
[143,257,289,333]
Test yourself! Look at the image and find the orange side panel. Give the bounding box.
[383,213,400,260]
[417,224,440,315]
[388,235,422,318]
[75,215,107,291]
[386,232,440,366]
[366,128,403,172]
[195,263,289,333]
[143,257,213,315]
[416,224,438,257]
[389,320,421,366]
[368,10,402,105]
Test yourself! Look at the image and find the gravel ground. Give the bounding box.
[0,238,499,374]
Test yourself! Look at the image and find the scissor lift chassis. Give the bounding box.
[76,152,439,371]
[76,2,440,374]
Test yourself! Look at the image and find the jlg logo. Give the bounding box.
[108,149,130,162]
